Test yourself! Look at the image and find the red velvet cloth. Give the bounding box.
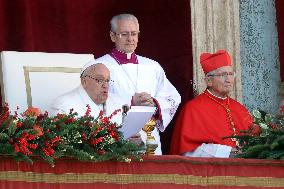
[170,90,253,155]
[0,156,284,189]
[276,0,284,81]
[0,0,193,101]
[0,0,193,154]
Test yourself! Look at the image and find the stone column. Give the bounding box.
[240,0,280,113]
[191,0,242,102]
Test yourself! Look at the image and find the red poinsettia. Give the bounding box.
[12,132,38,155]
[42,136,62,157]
[23,107,41,117]
[0,103,11,125]
[248,124,262,136]
[0,103,141,165]
[33,124,43,136]
[280,105,284,114]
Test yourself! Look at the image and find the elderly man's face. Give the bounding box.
[81,64,110,105]
[110,19,139,53]
[206,66,235,98]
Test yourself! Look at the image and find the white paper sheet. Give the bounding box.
[119,106,156,139]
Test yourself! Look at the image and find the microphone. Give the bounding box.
[122,104,129,124]
[122,104,129,114]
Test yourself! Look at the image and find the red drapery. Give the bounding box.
[276,0,284,81]
[0,155,284,189]
[0,0,193,154]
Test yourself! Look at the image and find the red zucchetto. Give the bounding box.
[200,50,232,74]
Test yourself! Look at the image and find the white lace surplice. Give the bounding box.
[97,54,181,155]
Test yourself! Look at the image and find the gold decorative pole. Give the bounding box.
[143,119,158,155]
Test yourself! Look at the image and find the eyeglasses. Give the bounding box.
[207,72,236,79]
[85,75,113,86]
[114,31,140,38]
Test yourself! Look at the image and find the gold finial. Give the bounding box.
[143,119,158,155]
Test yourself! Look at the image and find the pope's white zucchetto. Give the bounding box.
[80,60,100,76]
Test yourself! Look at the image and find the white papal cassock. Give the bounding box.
[50,85,129,125]
[97,54,181,155]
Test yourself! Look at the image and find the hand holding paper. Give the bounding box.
[119,106,156,139]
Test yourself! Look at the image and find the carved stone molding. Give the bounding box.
[191,0,242,102]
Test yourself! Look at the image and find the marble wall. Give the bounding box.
[240,0,280,113]
[190,0,280,113]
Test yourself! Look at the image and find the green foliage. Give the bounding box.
[235,109,284,160]
[0,104,142,166]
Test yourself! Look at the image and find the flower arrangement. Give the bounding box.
[0,104,142,166]
[233,108,284,160]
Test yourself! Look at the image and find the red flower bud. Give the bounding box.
[248,124,262,136]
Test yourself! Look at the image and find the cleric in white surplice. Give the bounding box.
[96,13,181,155]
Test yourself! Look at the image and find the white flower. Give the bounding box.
[252,109,262,119]
[259,123,268,129]
[124,158,131,163]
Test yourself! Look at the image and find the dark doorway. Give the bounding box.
[0,0,193,154]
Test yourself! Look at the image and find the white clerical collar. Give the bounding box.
[126,53,132,59]
[206,89,228,100]
[116,49,134,60]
